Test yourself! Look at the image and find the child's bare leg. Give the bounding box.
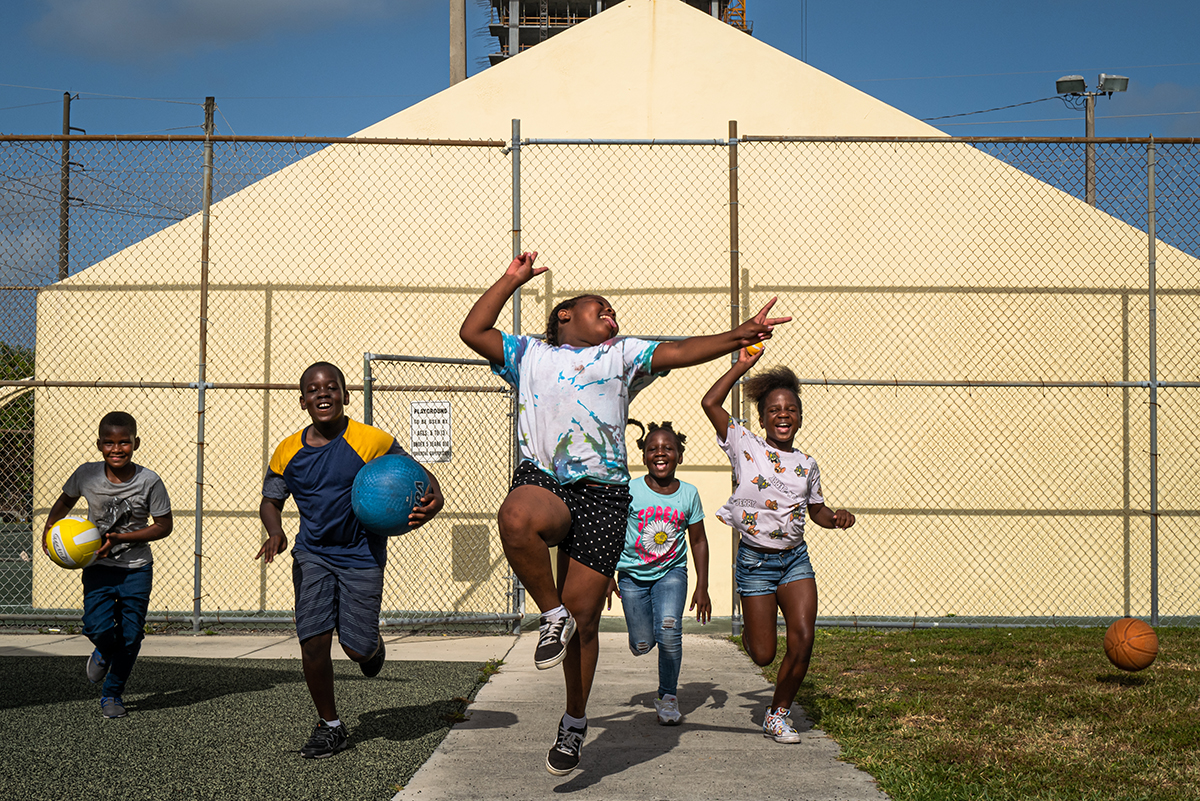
[557,552,611,718]
[497,485,572,613]
[300,630,337,721]
[739,593,781,667]
[772,578,818,709]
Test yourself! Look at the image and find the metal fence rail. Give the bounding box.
[1,129,1196,631]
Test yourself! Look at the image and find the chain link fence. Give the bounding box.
[1,129,1196,631]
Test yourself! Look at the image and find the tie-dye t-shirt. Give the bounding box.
[615,476,705,581]
[492,332,661,485]
[715,419,823,549]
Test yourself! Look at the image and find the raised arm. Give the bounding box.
[459,252,543,365]
[701,344,765,439]
[650,296,789,373]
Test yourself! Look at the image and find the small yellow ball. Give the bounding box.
[746,342,764,356]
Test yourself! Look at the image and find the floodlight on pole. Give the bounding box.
[1055,73,1129,206]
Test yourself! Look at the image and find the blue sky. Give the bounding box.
[1,0,1198,139]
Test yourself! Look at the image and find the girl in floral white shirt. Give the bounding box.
[702,347,856,744]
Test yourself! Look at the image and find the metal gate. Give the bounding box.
[363,354,521,632]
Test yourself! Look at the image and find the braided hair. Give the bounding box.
[545,294,600,346]
[627,418,687,458]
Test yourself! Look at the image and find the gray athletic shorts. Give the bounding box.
[291,549,383,655]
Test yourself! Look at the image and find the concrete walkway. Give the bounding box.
[0,630,889,801]
[396,632,889,801]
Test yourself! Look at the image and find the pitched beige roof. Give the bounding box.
[359,0,941,140]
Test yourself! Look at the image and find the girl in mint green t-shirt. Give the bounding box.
[608,420,710,726]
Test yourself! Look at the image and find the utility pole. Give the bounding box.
[57,92,83,281]
[1055,73,1128,207]
[450,0,467,85]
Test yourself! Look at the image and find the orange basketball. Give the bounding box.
[1103,617,1159,672]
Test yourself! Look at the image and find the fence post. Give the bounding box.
[1122,292,1130,617]
[729,121,743,637]
[193,97,215,632]
[57,93,72,281]
[509,118,525,634]
[363,353,374,426]
[1147,138,1158,626]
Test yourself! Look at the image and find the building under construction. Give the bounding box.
[487,1,751,64]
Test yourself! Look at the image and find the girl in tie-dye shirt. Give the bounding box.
[460,251,791,776]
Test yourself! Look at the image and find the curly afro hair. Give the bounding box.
[742,365,802,420]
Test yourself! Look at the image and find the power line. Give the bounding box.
[0,83,426,102]
[854,61,1200,84]
[0,83,202,105]
[922,97,1058,122]
[0,100,63,113]
[939,110,1200,127]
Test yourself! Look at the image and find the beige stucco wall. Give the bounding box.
[30,0,1199,619]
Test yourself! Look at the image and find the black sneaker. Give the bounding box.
[360,638,386,678]
[533,612,577,670]
[300,721,350,759]
[546,716,586,776]
[86,649,109,684]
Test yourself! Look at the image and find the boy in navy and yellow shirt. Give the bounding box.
[256,361,443,759]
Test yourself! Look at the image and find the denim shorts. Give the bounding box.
[735,540,815,597]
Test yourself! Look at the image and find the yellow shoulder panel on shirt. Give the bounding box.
[269,429,307,475]
[343,418,397,464]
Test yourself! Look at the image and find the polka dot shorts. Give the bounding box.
[510,461,631,577]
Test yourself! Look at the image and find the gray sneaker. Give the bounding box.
[86,649,108,684]
[100,696,126,719]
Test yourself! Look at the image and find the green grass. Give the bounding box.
[744,625,1200,801]
[3,654,490,801]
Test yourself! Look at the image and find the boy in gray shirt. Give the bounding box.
[43,411,173,718]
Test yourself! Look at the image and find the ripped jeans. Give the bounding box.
[617,564,687,698]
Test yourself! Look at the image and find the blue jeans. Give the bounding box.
[617,564,687,698]
[82,564,152,697]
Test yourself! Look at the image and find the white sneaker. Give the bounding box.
[655,695,681,725]
[763,705,801,743]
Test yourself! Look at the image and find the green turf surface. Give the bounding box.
[3,655,487,801]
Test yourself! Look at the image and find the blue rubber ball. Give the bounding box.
[352,453,428,537]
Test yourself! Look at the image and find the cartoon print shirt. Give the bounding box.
[715,419,823,550]
[493,332,662,485]
[615,476,705,582]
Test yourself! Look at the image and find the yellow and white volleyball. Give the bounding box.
[44,517,102,569]
[746,342,765,356]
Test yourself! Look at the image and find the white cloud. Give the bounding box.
[29,0,419,62]
[1109,80,1200,137]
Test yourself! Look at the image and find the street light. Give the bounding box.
[1056,73,1129,206]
